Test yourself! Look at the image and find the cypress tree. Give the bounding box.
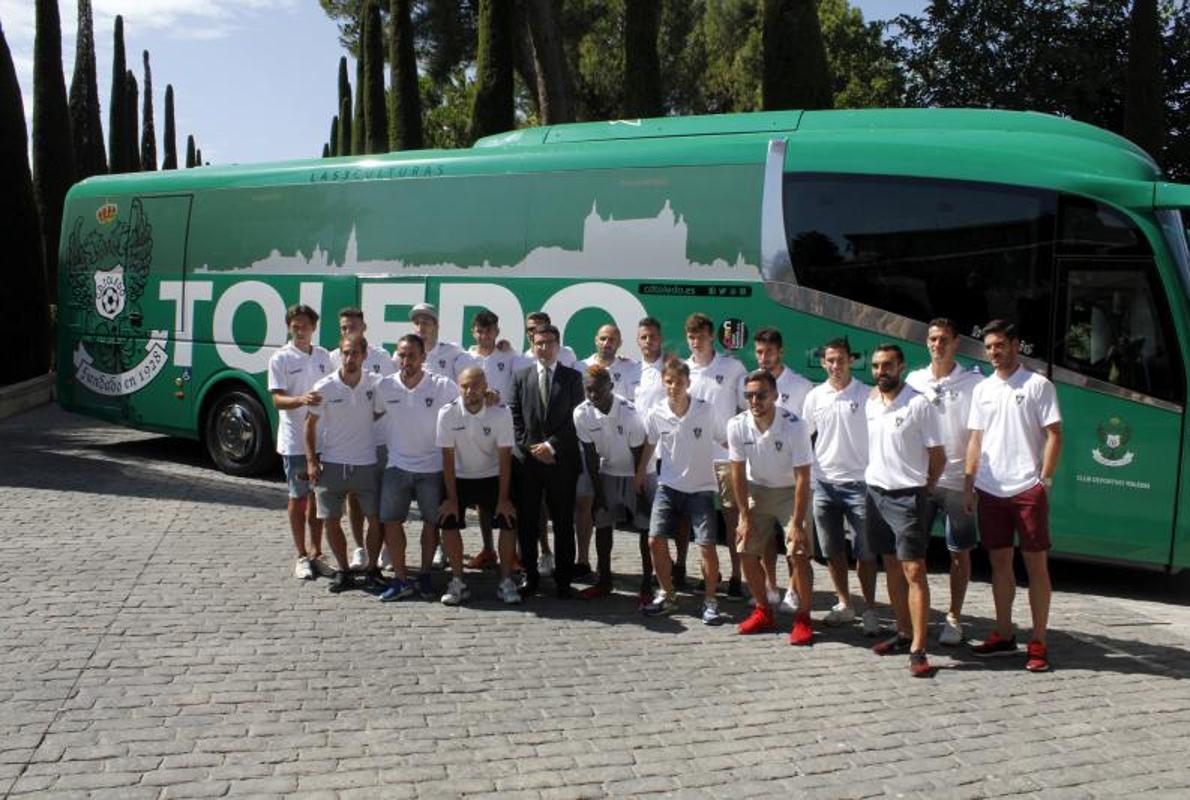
[352,41,364,155]
[141,51,156,170]
[108,14,127,172]
[330,114,339,157]
[623,0,662,118]
[1125,0,1162,158]
[337,56,352,155]
[0,19,52,381]
[185,134,195,168]
[162,84,177,169]
[125,69,140,171]
[322,142,331,158]
[762,0,833,111]
[195,147,202,166]
[68,0,106,178]
[389,0,423,150]
[362,0,387,154]
[33,0,76,300]
[468,0,515,143]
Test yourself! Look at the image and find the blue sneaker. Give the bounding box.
[380,577,415,603]
[417,572,434,600]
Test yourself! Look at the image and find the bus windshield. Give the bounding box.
[1157,209,1190,308]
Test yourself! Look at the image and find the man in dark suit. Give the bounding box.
[510,324,584,597]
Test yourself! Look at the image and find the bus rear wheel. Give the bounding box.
[204,388,275,476]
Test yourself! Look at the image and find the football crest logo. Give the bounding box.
[1093,417,1134,467]
[775,440,784,452]
[93,265,126,320]
[693,427,703,439]
[425,397,433,407]
[483,426,491,436]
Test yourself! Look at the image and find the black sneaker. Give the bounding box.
[328,570,353,593]
[726,576,743,600]
[872,633,912,656]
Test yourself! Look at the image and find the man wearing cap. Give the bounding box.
[411,302,476,381]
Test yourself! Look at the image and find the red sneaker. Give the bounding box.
[909,650,934,678]
[579,583,612,600]
[789,612,813,646]
[738,605,775,635]
[1025,640,1051,672]
[971,630,1018,657]
[465,549,498,570]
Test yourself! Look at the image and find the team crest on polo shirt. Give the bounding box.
[715,375,725,385]
[366,390,373,400]
[482,426,491,436]
[849,401,859,412]
[775,440,784,451]
[613,371,621,381]
[425,397,433,407]
[1014,393,1025,404]
[497,362,505,371]
[693,427,703,438]
[438,358,447,369]
[617,424,624,435]
[780,393,789,403]
[895,415,905,427]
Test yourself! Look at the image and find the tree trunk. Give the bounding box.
[162,84,177,169]
[141,50,156,170]
[0,19,52,381]
[1125,0,1162,158]
[524,0,574,123]
[108,15,127,172]
[33,0,76,301]
[68,0,106,178]
[762,0,833,111]
[362,0,388,154]
[469,0,515,143]
[623,0,662,118]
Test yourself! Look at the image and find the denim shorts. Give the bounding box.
[282,454,311,499]
[315,462,379,519]
[380,467,443,525]
[865,485,929,561]
[649,484,717,546]
[924,486,977,552]
[812,478,872,561]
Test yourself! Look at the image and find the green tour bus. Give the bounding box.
[55,108,1190,572]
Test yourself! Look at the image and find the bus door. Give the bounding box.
[1050,255,1184,566]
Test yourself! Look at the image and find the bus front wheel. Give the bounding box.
[203,388,275,476]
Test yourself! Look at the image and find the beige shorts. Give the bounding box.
[736,483,795,556]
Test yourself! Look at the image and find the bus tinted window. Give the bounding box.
[784,174,1057,358]
[1060,195,1149,256]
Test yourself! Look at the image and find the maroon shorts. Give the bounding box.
[976,484,1051,552]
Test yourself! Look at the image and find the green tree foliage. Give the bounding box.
[1126,0,1162,158]
[141,51,156,171]
[162,84,177,169]
[362,0,388,153]
[108,15,127,172]
[330,114,339,156]
[323,142,331,157]
[762,0,833,110]
[0,20,52,381]
[390,0,424,149]
[818,0,903,108]
[422,69,476,148]
[337,55,353,155]
[353,28,365,153]
[196,147,203,166]
[125,69,140,171]
[468,0,515,142]
[623,0,662,117]
[33,0,76,300]
[68,0,106,178]
[185,134,195,168]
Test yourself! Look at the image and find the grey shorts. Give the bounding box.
[281,454,311,499]
[812,478,873,561]
[380,467,443,525]
[593,474,650,530]
[924,486,977,552]
[865,486,929,561]
[315,462,380,519]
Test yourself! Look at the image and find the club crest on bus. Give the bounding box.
[94,265,126,320]
[1093,417,1134,467]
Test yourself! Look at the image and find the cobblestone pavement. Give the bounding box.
[2,405,1189,799]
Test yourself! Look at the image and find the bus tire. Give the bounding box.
[203,387,275,476]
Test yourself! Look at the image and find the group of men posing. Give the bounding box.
[268,301,1062,677]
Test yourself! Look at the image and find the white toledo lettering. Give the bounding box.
[361,282,426,351]
[438,282,524,347]
[158,280,213,368]
[74,330,170,396]
[542,283,649,360]
[213,281,287,372]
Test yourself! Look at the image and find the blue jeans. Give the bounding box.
[812,478,873,561]
[649,485,717,545]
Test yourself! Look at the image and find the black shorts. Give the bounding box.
[443,477,514,530]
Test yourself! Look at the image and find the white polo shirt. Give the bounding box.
[468,346,519,404]
[307,371,384,466]
[864,386,943,491]
[435,400,515,480]
[582,354,642,400]
[574,395,647,477]
[634,355,668,414]
[968,366,1061,497]
[906,363,983,491]
[687,352,747,461]
[644,398,724,494]
[267,342,334,456]
[375,371,459,472]
[802,377,871,483]
[727,409,813,489]
[426,340,476,380]
[329,344,396,378]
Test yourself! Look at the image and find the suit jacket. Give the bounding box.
[510,360,584,472]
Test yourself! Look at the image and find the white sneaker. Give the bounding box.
[939,614,964,645]
[780,589,799,614]
[538,553,555,577]
[378,545,392,571]
[432,545,447,569]
[309,554,336,578]
[349,547,367,570]
[498,577,522,605]
[441,577,470,606]
[861,608,880,637]
[293,556,314,580]
[823,602,856,626]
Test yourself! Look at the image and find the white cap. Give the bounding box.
[410,303,438,322]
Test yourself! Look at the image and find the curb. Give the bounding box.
[0,373,55,421]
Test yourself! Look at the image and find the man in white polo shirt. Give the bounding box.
[374,334,459,602]
[728,370,813,640]
[436,367,520,605]
[636,359,728,624]
[964,319,1062,673]
[864,344,945,678]
[905,317,983,645]
[329,307,396,572]
[304,335,385,593]
[802,336,879,634]
[574,364,649,599]
[412,303,475,381]
[685,312,748,599]
[268,304,334,581]
[750,326,814,614]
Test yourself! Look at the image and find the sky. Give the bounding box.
[5,0,927,168]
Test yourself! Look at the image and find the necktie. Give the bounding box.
[539,365,550,410]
